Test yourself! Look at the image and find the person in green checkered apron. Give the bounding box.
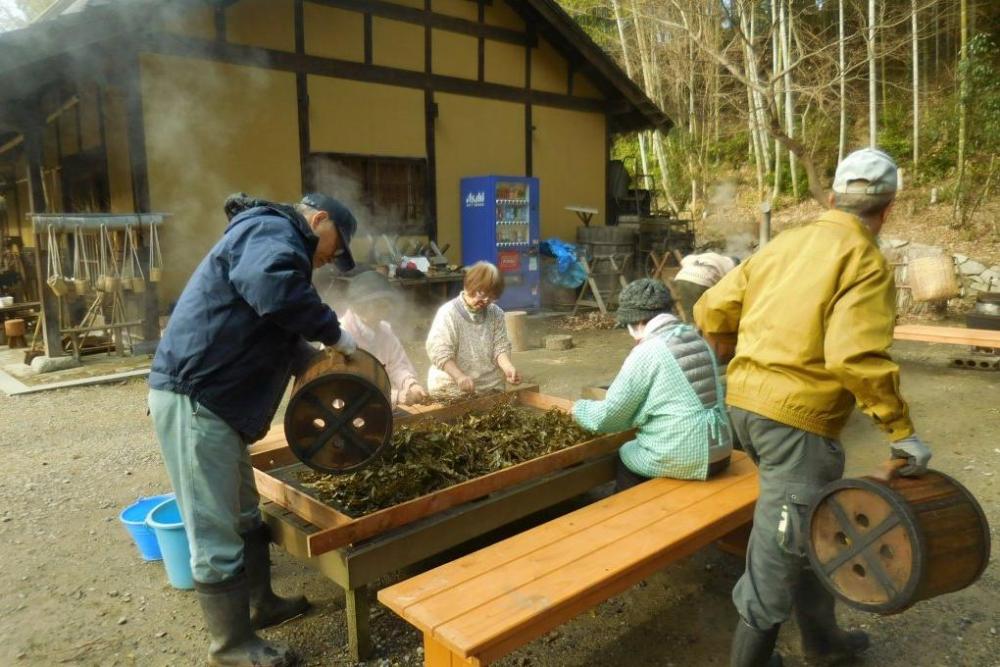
[572,279,733,489]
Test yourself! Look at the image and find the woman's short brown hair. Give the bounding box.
[464,261,505,298]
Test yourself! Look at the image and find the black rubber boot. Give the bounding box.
[195,572,297,667]
[731,619,784,667]
[795,570,870,664]
[242,524,310,630]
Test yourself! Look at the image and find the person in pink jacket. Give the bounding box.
[340,271,428,407]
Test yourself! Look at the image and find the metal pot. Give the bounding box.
[975,293,1000,316]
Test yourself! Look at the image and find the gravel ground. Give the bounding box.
[0,323,997,667]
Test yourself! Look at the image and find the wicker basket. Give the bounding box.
[908,255,959,302]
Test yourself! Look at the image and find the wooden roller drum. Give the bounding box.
[284,349,393,474]
[807,466,990,615]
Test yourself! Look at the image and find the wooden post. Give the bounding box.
[22,113,65,358]
[345,585,372,661]
[423,633,479,666]
[123,60,161,349]
[504,310,527,352]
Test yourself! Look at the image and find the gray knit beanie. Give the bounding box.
[616,278,674,325]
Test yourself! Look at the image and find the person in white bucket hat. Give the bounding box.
[696,147,932,667]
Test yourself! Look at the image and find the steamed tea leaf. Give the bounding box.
[298,401,592,516]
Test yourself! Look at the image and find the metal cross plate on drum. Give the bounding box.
[284,349,393,474]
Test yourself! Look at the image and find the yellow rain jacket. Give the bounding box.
[694,209,913,442]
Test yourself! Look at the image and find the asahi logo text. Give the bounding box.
[465,191,486,208]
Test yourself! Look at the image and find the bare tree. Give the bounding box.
[911,0,919,175]
[868,0,877,147]
[954,0,968,218]
[609,0,650,181]
[838,0,847,161]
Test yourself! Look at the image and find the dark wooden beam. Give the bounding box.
[19,101,65,358]
[423,0,436,243]
[214,5,227,41]
[94,82,111,210]
[294,0,310,193]
[604,120,611,227]
[306,0,532,47]
[144,34,608,115]
[122,59,159,345]
[524,24,532,177]
[476,1,485,83]
[363,13,373,65]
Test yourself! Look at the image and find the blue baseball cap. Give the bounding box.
[301,193,357,272]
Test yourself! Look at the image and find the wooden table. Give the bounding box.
[389,272,464,302]
[250,389,633,660]
[0,301,40,345]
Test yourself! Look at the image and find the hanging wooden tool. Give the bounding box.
[148,220,163,283]
[123,224,146,293]
[72,225,91,297]
[46,226,69,297]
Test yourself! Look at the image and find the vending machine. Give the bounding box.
[460,175,541,311]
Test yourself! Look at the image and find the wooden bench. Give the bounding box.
[379,451,758,666]
[893,324,1000,348]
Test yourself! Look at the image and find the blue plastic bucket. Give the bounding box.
[146,498,194,590]
[119,494,174,561]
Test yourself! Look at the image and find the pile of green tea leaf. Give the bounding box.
[297,400,592,516]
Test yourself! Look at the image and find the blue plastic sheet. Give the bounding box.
[540,239,587,289]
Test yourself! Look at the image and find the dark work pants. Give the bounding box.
[728,407,846,630]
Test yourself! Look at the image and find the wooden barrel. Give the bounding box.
[284,348,393,474]
[807,468,990,615]
[4,318,26,337]
[576,226,636,305]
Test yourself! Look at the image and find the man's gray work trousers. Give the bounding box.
[729,407,845,630]
[148,388,263,584]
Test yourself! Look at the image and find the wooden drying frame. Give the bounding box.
[250,387,633,557]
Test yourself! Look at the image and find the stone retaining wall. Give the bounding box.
[881,238,1000,300]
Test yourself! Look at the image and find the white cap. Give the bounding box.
[832,148,899,194]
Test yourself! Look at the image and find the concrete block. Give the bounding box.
[953,254,969,264]
[29,355,81,374]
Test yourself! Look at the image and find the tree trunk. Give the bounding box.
[838,0,847,162]
[880,2,888,131]
[771,0,783,198]
[783,0,798,198]
[868,0,877,147]
[955,0,968,220]
[911,0,919,176]
[610,0,649,181]
[630,0,678,212]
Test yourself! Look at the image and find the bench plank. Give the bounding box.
[434,477,757,660]
[406,461,755,633]
[379,467,713,614]
[379,453,758,664]
[894,324,1000,347]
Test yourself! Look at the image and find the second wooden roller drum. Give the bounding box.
[807,466,990,615]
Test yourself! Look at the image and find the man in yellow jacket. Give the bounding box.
[695,148,932,667]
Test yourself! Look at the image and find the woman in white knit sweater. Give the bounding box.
[425,262,521,394]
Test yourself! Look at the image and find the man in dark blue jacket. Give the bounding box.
[148,193,358,667]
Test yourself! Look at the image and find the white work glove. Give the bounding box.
[890,435,932,477]
[332,329,357,357]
